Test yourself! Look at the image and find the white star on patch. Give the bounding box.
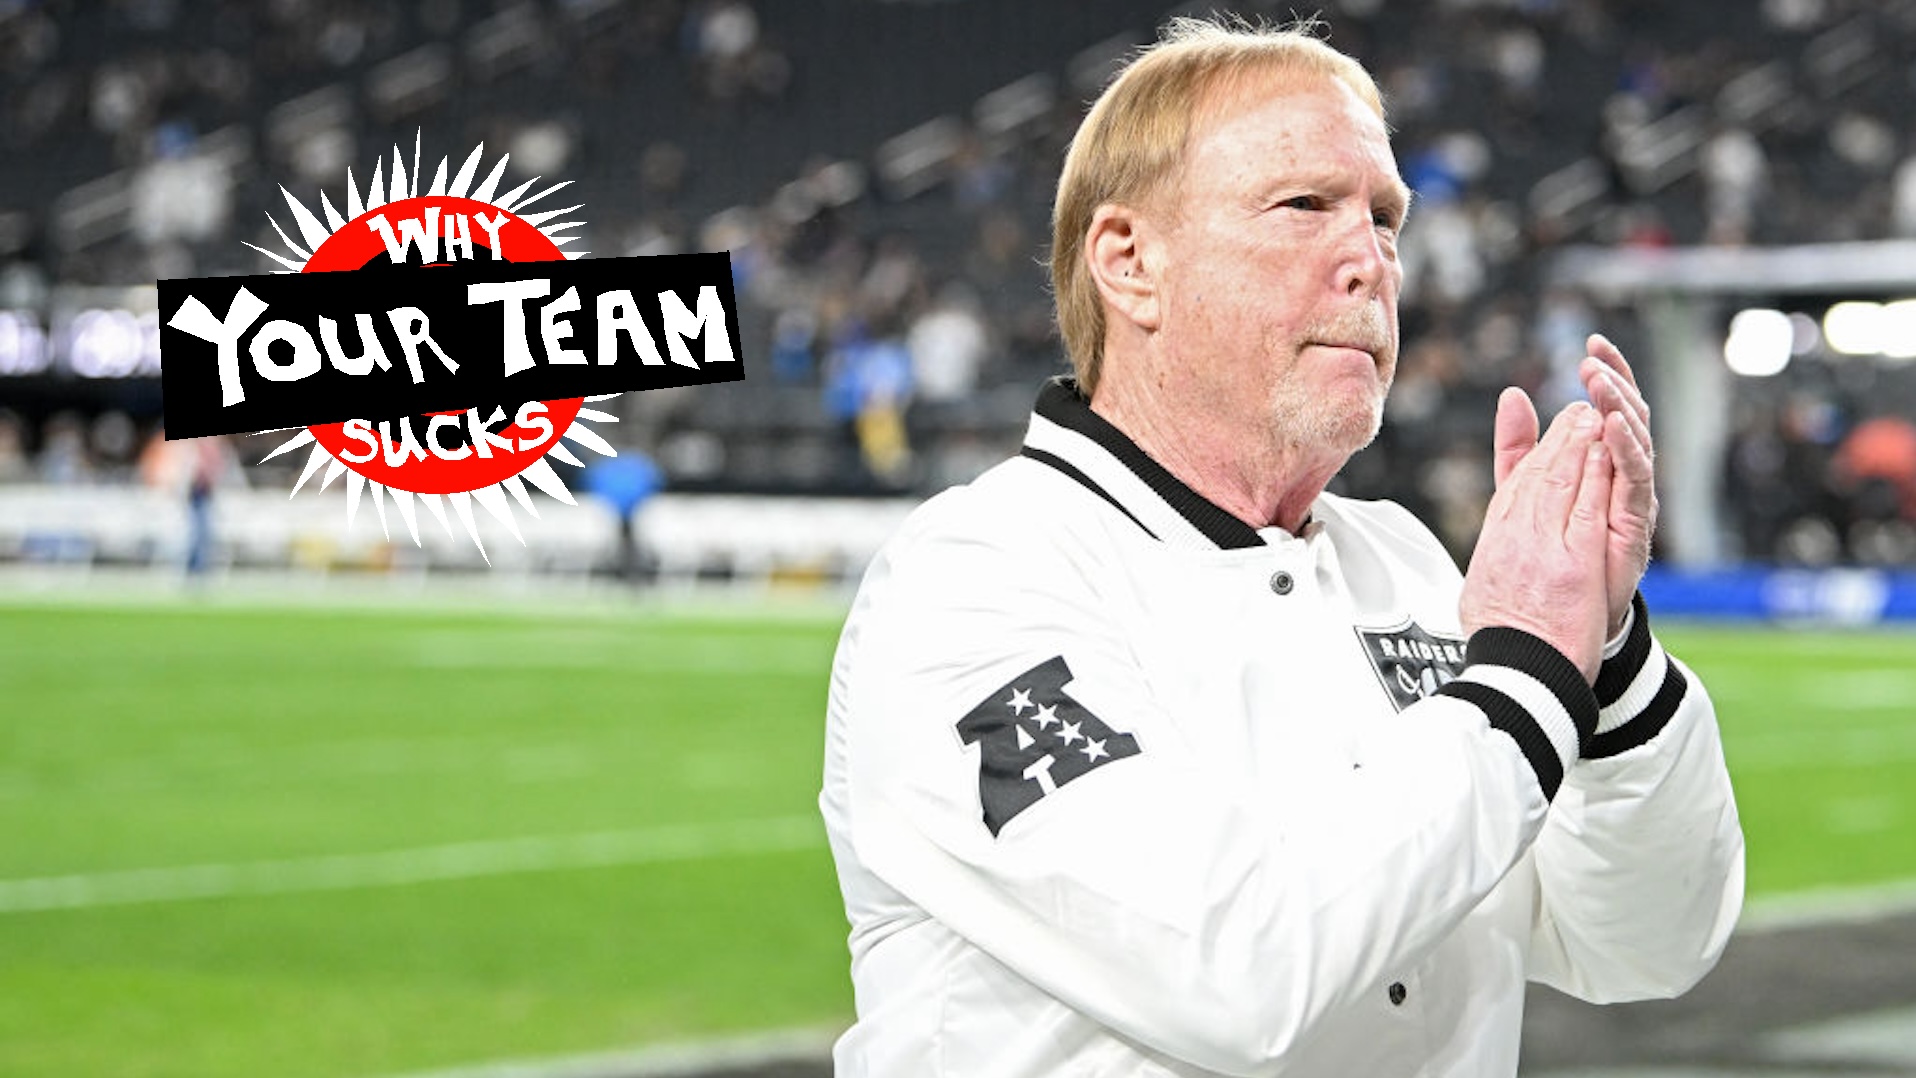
[955,655,1145,838]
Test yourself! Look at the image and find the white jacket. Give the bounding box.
[821,379,1744,1077]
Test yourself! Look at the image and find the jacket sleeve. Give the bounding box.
[836,503,1600,1076]
[1526,593,1746,1002]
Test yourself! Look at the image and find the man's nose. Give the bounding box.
[1336,214,1392,300]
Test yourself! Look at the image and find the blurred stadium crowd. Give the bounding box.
[2,0,1916,570]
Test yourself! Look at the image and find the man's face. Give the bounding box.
[1149,74,1407,463]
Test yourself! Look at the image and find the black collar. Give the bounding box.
[1020,377,1268,550]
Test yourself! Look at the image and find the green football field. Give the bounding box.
[0,595,1912,1078]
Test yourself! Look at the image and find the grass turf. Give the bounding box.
[0,599,1911,1077]
[0,600,852,1078]
[1659,624,1916,896]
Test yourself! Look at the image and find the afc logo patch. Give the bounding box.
[1355,620,1467,711]
[954,656,1142,837]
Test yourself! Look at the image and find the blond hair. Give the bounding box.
[1050,18,1384,395]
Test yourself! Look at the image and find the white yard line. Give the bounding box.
[1527,1069,1839,1077]
[0,815,825,914]
[0,565,855,623]
[404,631,831,674]
[7,810,1915,933]
[375,1027,842,1078]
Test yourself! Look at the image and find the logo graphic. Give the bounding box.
[954,656,1142,837]
[158,136,742,560]
[1355,620,1467,711]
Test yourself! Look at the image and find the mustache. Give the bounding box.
[1305,306,1395,361]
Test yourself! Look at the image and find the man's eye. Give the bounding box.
[1281,195,1319,211]
[1374,210,1400,231]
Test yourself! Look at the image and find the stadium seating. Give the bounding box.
[2,0,1915,572]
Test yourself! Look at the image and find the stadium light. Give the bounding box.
[1880,299,1916,361]
[0,311,49,375]
[1723,307,1792,376]
[1823,300,1885,356]
[66,309,149,378]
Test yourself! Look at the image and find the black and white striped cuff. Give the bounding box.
[1588,592,1689,758]
[1436,628,1599,800]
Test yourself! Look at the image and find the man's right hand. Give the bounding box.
[1459,392,1613,682]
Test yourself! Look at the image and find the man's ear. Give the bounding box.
[1085,203,1161,333]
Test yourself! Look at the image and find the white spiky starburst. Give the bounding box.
[248,135,612,565]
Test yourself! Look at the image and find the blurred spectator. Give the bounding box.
[700,207,768,296]
[625,214,687,258]
[1533,289,1599,415]
[825,325,914,486]
[1828,113,1897,179]
[139,432,242,575]
[184,437,224,576]
[1380,60,1446,127]
[964,208,1031,291]
[951,132,1016,211]
[639,141,690,207]
[1701,126,1767,245]
[90,62,155,141]
[1602,203,1674,249]
[89,411,140,482]
[769,306,819,383]
[131,124,233,247]
[509,120,577,177]
[1489,23,1546,105]
[681,0,788,102]
[1723,404,1796,561]
[857,235,924,326]
[1761,0,1828,32]
[1422,441,1494,563]
[1400,188,1485,308]
[1831,413,1916,523]
[1724,394,1847,564]
[0,411,29,483]
[584,453,665,580]
[36,412,95,486]
[1,6,59,74]
[688,1,758,65]
[907,283,990,405]
[1383,332,1464,434]
[1615,46,1670,114]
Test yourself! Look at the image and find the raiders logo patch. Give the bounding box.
[1355,620,1467,711]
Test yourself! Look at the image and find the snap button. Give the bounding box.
[1269,570,1294,596]
[1388,981,1407,1006]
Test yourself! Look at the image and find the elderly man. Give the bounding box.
[821,18,1742,1077]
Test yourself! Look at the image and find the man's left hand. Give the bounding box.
[1493,334,1656,638]
[1580,334,1656,637]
